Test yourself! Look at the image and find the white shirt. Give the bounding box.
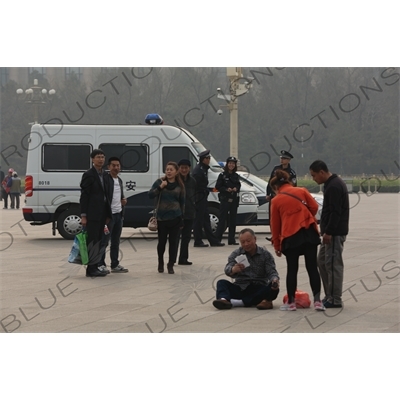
[111,177,122,214]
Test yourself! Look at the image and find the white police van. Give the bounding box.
[23,117,258,239]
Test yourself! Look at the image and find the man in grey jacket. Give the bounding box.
[213,228,280,310]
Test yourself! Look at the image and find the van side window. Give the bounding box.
[100,143,149,172]
[42,144,92,171]
[162,147,196,171]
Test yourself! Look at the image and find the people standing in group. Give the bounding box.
[270,170,325,311]
[309,160,349,308]
[80,149,112,278]
[149,161,185,274]
[177,159,197,266]
[192,150,224,248]
[215,156,241,245]
[265,150,297,241]
[213,228,280,310]
[1,168,14,209]
[9,171,22,210]
[98,157,129,274]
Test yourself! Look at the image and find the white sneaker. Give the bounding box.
[280,302,297,311]
[98,265,110,274]
[314,301,326,311]
[111,265,129,273]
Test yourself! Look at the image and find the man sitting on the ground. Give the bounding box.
[213,228,280,310]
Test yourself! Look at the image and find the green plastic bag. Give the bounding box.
[75,230,89,265]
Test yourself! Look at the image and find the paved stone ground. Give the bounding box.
[0,193,399,333]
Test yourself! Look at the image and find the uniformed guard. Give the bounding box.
[192,150,225,247]
[265,150,297,241]
[215,156,241,245]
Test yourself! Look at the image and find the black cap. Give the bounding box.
[178,159,191,167]
[198,150,211,159]
[280,150,293,159]
[226,156,238,163]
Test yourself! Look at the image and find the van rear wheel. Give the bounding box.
[57,208,82,240]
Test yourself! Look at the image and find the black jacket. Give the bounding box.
[266,164,297,197]
[80,166,112,221]
[320,174,349,236]
[181,174,197,219]
[215,171,241,200]
[192,162,210,202]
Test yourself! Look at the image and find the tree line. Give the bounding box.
[1,67,398,178]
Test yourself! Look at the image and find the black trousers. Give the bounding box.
[215,197,239,243]
[157,217,181,265]
[193,195,218,245]
[86,210,107,273]
[178,218,194,262]
[216,280,279,307]
[283,243,321,303]
[2,190,9,208]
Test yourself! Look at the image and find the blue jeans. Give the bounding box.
[100,212,123,268]
[216,279,279,307]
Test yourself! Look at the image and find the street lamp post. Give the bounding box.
[217,67,253,160]
[16,79,56,124]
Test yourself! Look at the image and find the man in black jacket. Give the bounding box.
[192,150,224,247]
[98,156,129,274]
[309,160,349,308]
[80,149,112,277]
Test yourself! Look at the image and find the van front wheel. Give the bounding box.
[57,208,82,240]
[207,205,225,235]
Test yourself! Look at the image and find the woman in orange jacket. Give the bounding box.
[270,170,325,311]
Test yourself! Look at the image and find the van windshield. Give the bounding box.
[192,142,223,172]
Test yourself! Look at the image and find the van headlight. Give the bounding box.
[240,192,257,204]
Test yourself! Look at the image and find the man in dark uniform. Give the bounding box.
[192,150,225,247]
[265,150,297,241]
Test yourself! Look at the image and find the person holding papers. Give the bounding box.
[213,228,280,310]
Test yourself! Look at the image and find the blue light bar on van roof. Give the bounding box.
[145,113,164,125]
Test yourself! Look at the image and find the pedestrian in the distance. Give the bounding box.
[9,171,22,209]
[0,167,4,201]
[1,168,14,209]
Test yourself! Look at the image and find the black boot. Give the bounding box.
[167,262,174,274]
[158,261,164,273]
